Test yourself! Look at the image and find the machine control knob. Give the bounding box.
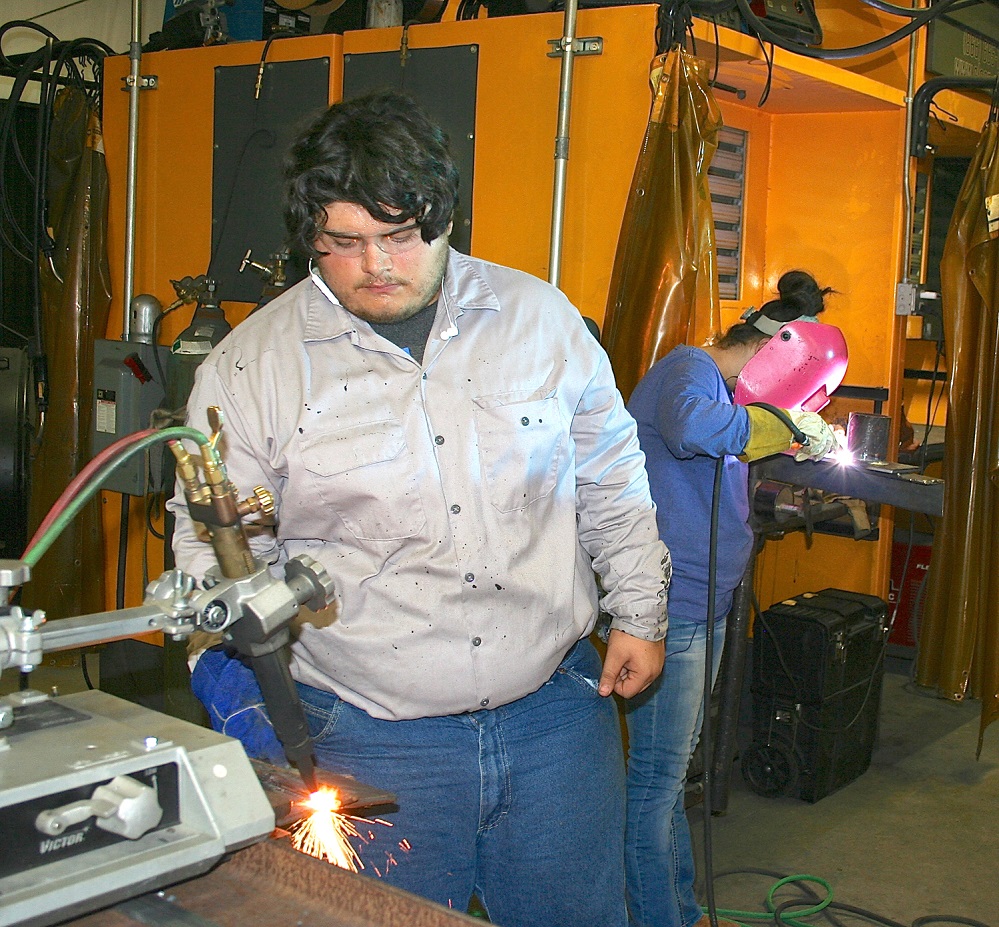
[253,486,275,516]
[36,775,163,841]
[283,555,336,613]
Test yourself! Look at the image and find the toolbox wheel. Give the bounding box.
[741,739,799,798]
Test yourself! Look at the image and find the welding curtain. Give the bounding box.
[24,89,111,619]
[601,47,722,403]
[917,118,999,754]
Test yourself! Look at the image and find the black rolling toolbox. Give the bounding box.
[742,588,888,802]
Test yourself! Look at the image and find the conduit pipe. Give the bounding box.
[122,0,143,340]
[548,0,580,288]
[900,6,919,287]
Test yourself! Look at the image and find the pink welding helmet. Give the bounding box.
[733,321,849,412]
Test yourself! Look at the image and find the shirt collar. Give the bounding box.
[303,247,501,343]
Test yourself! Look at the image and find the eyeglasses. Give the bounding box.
[317,221,424,258]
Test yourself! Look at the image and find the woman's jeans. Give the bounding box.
[298,639,628,927]
[624,615,727,927]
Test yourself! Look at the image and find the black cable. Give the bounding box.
[756,37,775,108]
[81,650,96,689]
[908,550,931,662]
[116,493,130,611]
[733,0,966,62]
[913,917,993,927]
[146,492,165,541]
[711,19,721,86]
[258,28,297,70]
[0,20,60,70]
[701,454,725,925]
[150,302,181,396]
[0,46,50,262]
[0,23,111,434]
[857,0,923,18]
[916,337,945,474]
[204,38,281,282]
[746,401,808,445]
[713,868,987,927]
[888,510,916,649]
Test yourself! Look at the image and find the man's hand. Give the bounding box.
[598,630,665,699]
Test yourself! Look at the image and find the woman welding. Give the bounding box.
[623,270,841,927]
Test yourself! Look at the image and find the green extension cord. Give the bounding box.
[705,874,833,927]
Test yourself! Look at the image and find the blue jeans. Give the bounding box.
[298,639,628,927]
[624,615,726,927]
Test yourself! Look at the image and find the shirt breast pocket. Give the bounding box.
[300,421,427,540]
[473,394,566,513]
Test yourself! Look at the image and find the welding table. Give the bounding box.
[63,837,483,927]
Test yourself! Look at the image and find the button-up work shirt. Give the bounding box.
[170,249,668,720]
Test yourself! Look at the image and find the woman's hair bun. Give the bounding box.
[763,270,833,322]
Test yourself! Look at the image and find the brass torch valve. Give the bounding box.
[168,407,322,793]
[167,407,270,580]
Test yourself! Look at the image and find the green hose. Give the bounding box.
[706,874,833,927]
[24,426,210,570]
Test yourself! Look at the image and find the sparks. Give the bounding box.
[289,787,367,872]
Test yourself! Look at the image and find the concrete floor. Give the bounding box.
[694,660,998,927]
[5,652,996,927]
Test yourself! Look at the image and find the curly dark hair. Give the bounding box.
[717,270,834,348]
[284,90,460,258]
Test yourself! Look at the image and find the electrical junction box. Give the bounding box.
[92,340,169,496]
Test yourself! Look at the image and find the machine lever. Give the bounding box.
[36,775,164,840]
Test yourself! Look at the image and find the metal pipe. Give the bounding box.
[122,0,143,340]
[548,0,580,288]
[910,76,996,158]
[900,3,919,285]
[33,605,178,658]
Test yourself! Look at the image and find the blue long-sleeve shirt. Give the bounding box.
[627,346,753,622]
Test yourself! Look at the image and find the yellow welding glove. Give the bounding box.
[738,405,794,462]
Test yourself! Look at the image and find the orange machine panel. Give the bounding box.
[102,36,343,606]
[343,6,659,324]
[103,35,344,339]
